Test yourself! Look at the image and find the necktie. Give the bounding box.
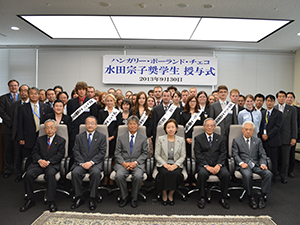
[88,133,92,151]
[246,139,250,150]
[47,137,50,151]
[13,93,17,102]
[157,100,160,105]
[164,105,168,112]
[33,104,39,132]
[130,135,134,154]
[264,111,270,130]
[80,99,83,105]
[209,136,212,147]
[221,102,226,110]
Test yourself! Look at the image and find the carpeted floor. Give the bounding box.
[0,161,300,225]
[32,211,276,225]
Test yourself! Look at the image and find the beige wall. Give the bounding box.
[294,50,300,104]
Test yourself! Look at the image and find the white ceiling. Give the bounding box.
[1,0,300,51]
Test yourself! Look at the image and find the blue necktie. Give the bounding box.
[88,133,92,151]
[209,136,212,148]
[246,139,250,150]
[130,135,134,154]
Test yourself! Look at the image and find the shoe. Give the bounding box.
[96,196,102,203]
[281,178,288,184]
[249,197,258,209]
[15,175,22,182]
[3,173,11,178]
[161,200,168,206]
[119,196,130,207]
[89,199,96,210]
[197,198,205,209]
[71,197,85,209]
[258,197,266,209]
[49,202,57,212]
[288,173,294,178]
[20,200,35,212]
[219,198,230,209]
[169,200,175,206]
[131,199,138,208]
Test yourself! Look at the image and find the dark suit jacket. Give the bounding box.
[209,101,237,136]
[114,132,149,172]
[71,130,107,171]
[10,100,22,141]
[194,132,227,172]
[67,97,98,141]
[98,109,122,138]
[17,102,51,149]
[180,111,204,139]
[28,134,66,171]
[275,104,297,145]
[293,105,300,140]
[44,112,72,135]
[232,136,267,167]
[0,93,20,134]
[259,108,283,147]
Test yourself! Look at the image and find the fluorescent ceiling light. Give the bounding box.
[111,16,200,40]
[19,15,291,42]
[21,15,119,38]
[191,18,290,42]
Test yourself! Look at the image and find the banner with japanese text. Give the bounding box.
[103,55,217,85]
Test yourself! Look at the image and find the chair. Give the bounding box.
[65,124,110,202]
[227,124,271,201]
[152,124,188,201]
[109,125,148,202]
[187,125,224,202]
[22,124,70,202]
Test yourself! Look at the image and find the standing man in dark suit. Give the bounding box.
[275,90,297,184]
[17,87,51,163]
[194,118,230,209]
[67,81,98,156]
[232,121,272,209]
[285,92,300,178]
[152,90,181,146]
[153,86,163,106]
[114,116,149,208]
[11,84,30,182]
[255,93,266,112]
[0,79,20,178]
[259,95,283,185]
[230,88,244,121]
[20,119,65,212]
[46,88,56,109]
[71,116,107,210]
[209,85,237,138]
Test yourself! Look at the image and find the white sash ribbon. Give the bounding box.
[71,98,97,121]
[158,104,177,126]
[139,111,149,126]
[214,102,235,126]
[184,111,203,133]
[103,107,120,126]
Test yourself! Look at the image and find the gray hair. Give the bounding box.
[242,121,256,129]
[203,118,216,126]
[127,115,139,125]
[44,119,57,127]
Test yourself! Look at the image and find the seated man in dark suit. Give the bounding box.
[232,121,272,209]
[20,119,65,212]
[194,118,230,209]
[71,116,107,210]
[114,115,149,208]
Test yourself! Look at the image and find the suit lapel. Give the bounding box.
[125,133,131,155]
[89,131,98,155]
[47,135,58,155]
[162,135,168,158]
[174,136,181,158]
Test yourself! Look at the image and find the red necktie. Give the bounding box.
[157,100,160,105]
[47,138,50,151]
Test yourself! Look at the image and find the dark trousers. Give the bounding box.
[13,140,22,176]
[197,166,230,199]
[288,144,296,174]
[238,166,272,196]
[71,165,102,198]
[24,164,58,202]
[278,144,291,180]
[263,142,278,181]
[2,134,14,174]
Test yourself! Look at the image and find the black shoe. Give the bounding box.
[71,197,85,209]
[281,178,288,184]
[119,196,130,207]
[15,175,22,182]
[89,199,96,210]
[249,197,258,209]
[96,196,102,203]
[49,202,57,212]
[197,198,205,209]
[131,199,138,208]
[219,198,230,209]
[288,173,294,178]
[258,197,266,209]
[20,200,35,212]
[3,173,11,178]
[169,200,175,206]
[161,200,168,206]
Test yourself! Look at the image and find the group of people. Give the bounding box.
[0,80,298,212]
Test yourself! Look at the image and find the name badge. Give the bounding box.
[84,108,90,112]
[228,110,233,114]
